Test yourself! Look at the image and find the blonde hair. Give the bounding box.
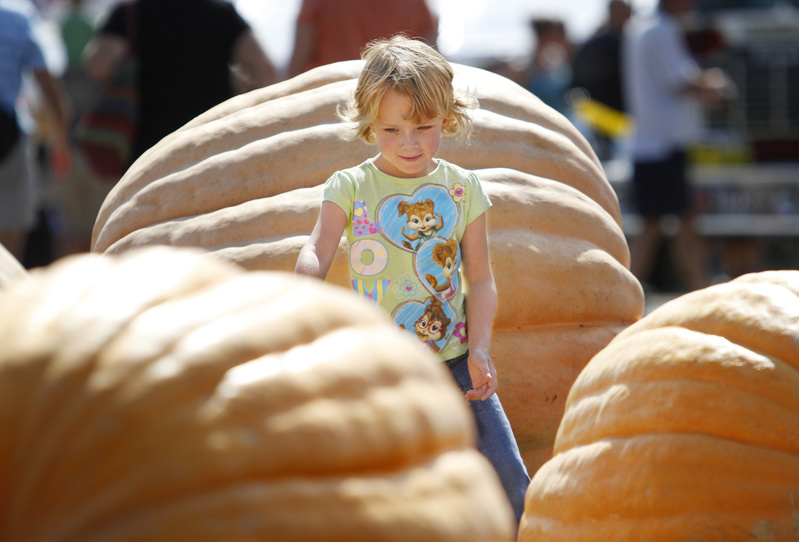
[337,35,478,144]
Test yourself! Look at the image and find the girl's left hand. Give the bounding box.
[466,348,497,401]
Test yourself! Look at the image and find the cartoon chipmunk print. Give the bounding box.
[400,296,452,353]
[398,198,444,251]
[425,237,458,300]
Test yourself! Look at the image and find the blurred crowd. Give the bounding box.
[2,0,734,295]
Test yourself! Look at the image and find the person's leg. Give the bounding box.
[671,213,709,291]
[0,137,36,261]
[666,151,708,291]
[446,354,530,525]
[629,217,662,286]
[630,157,670,287]
[470,390,530,522]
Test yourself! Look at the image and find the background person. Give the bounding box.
[0,2,72,262]
[621,0,732,292]
[287,0,438,78]
[83,0,277,167]
[49,0,105,257]
[519,17,573,116]
[569,0,632,160]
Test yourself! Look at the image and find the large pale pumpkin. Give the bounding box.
[520,270,799,541]
[0,246,515,541]
[90,61,644,474]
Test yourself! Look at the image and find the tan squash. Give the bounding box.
[520,270,799,541]
[91,61,644,474]
[0,246,514,542]
[0,243,27,291]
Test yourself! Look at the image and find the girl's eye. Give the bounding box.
[418,125,432,131]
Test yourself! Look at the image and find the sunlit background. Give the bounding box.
[33,0,659,72]
[234,0,659,71]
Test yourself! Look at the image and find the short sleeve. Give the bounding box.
[323,170,356,219]
[464,171,491,226]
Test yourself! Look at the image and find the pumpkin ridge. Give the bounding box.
[7,270,408,527]
[4,251,242,500]
[180,60,365,130]
[555,378,799,456]
[528,434,799,520]
[94,125,373,252]
[62,451,513,542]
[439,114,616,221]
[565,359,799,412]
[613,282,799,368]
[39,325,468,486]
[563,327,799,404]
[8,329,477,539]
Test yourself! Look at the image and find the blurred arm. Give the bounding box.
[33,68,72,175]
[295,201,347,280]
[232,29,277,89]
[83,33,128,82]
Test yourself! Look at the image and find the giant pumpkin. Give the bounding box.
[90,60,644,474]
[0,246,515,541]
[520,270,799,541]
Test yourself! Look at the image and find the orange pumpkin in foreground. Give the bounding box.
[0,246,514,542]
[520,270,799,541]
[91,61,644,474]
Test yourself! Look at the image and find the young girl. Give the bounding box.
[295,35,530,522]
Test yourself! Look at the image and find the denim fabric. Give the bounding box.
[446,352,530,525]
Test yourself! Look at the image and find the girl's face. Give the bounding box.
[371,90,446,178]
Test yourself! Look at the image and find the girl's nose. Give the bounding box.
[401,132,418,148]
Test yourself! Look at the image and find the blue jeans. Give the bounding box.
[446,352,530,524]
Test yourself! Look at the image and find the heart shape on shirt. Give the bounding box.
[376,184,458,253]
[414,236,460,300]
[393,296,456,353]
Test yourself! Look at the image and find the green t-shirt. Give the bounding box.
[60,11,95,69]
[324,158,491,361]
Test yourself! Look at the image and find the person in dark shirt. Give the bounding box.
[84,0,276,163]
[571,0,631,113]
[569,0,632,159]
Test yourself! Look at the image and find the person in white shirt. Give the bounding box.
[621,0,732,291]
